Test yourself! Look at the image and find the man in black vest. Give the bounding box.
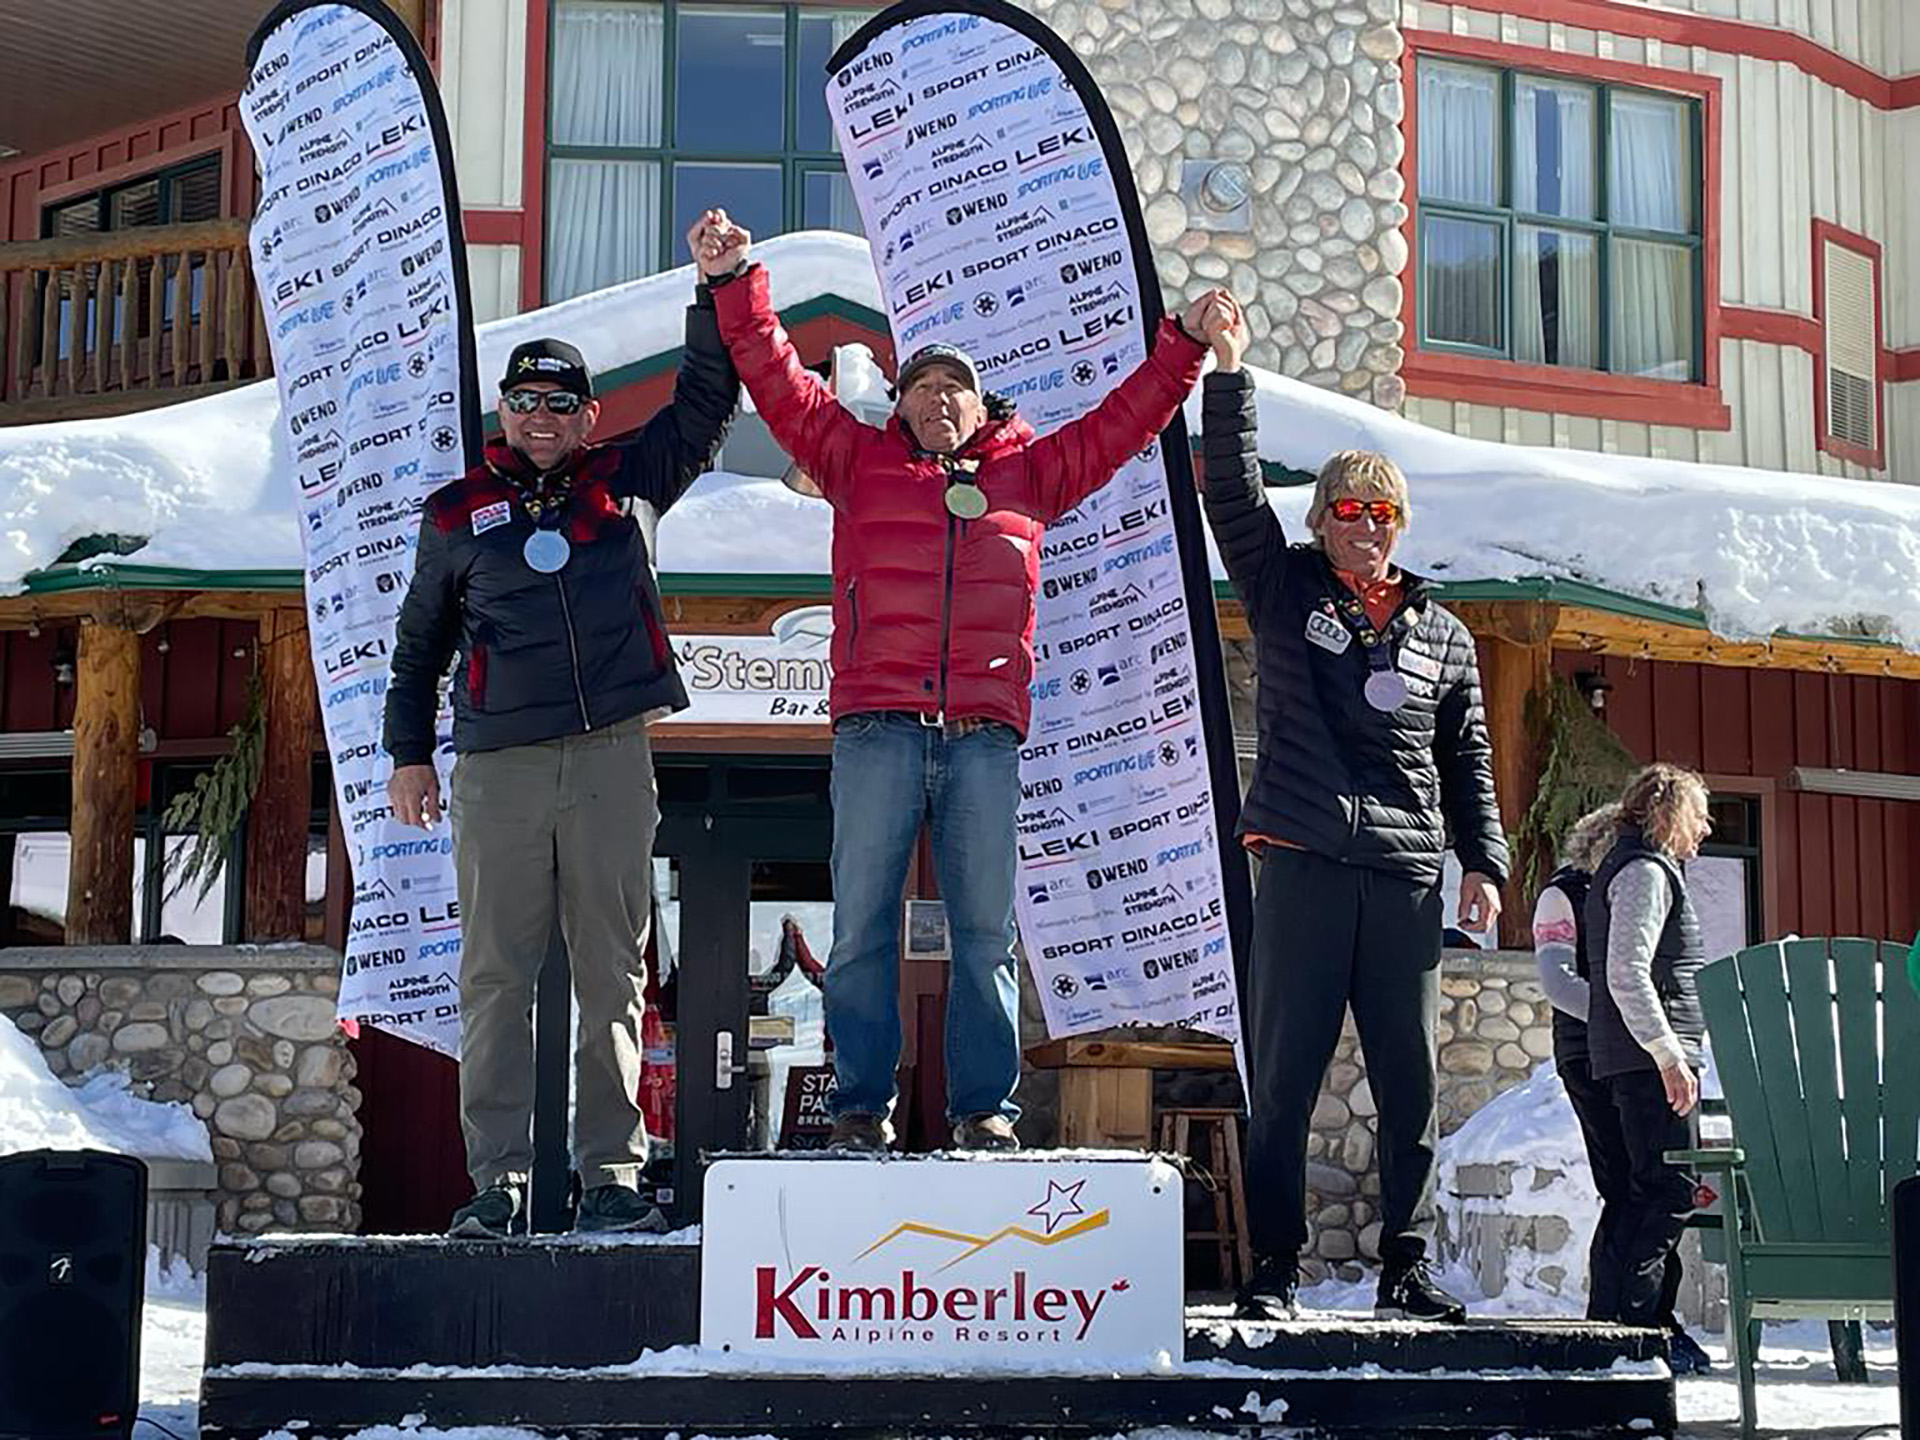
[1199,301,1508,1321]
[1584,764,1712,1334]
[383,215,740,1237]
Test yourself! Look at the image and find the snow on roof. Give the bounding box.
[1,230,1915,650]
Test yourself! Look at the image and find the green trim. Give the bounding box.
[14,562,1909,653]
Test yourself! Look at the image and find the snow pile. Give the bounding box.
[1433,1061,1599,1316]
[2,229,1917,650]
[0,1014,212,1162]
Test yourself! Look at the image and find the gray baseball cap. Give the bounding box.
[895,342,981,396]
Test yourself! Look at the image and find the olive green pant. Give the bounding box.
[450,715,657,1191]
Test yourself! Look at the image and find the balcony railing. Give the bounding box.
[0,218,269,424]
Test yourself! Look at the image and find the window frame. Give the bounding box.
[1811,219,1887,472]
[39,154,226,239]
[1412,61,1705,382]
[541,0,869,303]
[1400,29,1729,431]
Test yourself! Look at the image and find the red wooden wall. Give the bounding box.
[1555,652,1918,944]
[0,617,258,740]
[1,97,252,245]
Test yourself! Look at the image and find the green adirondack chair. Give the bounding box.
[1669,937,1920,1437]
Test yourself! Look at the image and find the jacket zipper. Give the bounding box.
[845,579,860,662]
[554,572,592,730]
[935,510,959,720]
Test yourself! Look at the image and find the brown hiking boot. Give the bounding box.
[951,1113,1020,1152]
[826,1113,893,1153]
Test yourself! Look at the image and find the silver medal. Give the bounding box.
[1364,670,1410,712]
[523,529,572,573]
[944,482,988,520]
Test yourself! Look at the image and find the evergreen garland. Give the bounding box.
[162,669,267,904]
[1513,673,1638,897]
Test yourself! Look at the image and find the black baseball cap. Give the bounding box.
[895,343,981,397]
[502,338,594,398]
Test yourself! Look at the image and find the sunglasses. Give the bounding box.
[503,389,586,416]
[1328,497,1401,525]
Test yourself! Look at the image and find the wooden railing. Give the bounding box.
[0,218,269,424]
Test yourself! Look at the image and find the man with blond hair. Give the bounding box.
[1198,302,1508,1321]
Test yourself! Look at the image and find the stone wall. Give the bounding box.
[1028,0,1407,406]
[0,946,362,1237]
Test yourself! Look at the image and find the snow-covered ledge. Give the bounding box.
[0,945,360,1240]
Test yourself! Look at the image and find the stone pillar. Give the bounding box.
[1032,0,1408,406]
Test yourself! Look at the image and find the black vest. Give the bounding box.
[1583,828,1706,1080]
[1544,865,1592,1065]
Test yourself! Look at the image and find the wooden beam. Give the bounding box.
[1550,605,1920,680]
[65,621,140,944]
[1476,605,1554,948]
[0,590,302,632]
[245,610,318,941]
[1025,1037,1236,1070]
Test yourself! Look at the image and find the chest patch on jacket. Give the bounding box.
[1305,609,1351,654]
[473,500,512,535]
[1399,648,1442,682]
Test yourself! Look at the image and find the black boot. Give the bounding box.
[1234,1253,1300,1321]
[1666,1326,1713,1375]
[1375,1257,1466,1322]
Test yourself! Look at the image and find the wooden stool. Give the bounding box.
[1024,1038,1237,1149]
[1157,1107,1253,1291]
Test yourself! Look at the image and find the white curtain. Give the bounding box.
[1514,227,1598,368]
[1609,92,1693,378]
[1418,62,1498,205]
[551,0,665,146]
[548,160,662,303]
[1419,62,1500,348]
[1514,76,1595,218]
[547,1,665,301]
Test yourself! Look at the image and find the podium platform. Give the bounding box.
[199,1234,1678,1439]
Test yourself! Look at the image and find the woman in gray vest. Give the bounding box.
[1583,764,1713,1334]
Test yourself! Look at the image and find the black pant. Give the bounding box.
[1243,847,1442,1265]
[1561,1056,1681,1323]
[1587,1066,1694,1327]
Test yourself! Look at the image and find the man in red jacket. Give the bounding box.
[700,216,1235,1152]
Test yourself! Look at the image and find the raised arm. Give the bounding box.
[705,223,866,500]
[1197,300,1288,611]
[609,285,740,513]
[1003,307,1210,523]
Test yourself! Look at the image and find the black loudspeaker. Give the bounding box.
[0,1150,147,1440]
[1897,1173,1918,1440]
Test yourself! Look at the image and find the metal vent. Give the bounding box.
[1822,240,1878,451]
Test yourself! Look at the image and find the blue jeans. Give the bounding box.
[825,712,1022,1123]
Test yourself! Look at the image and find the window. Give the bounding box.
[38,156,224,353]
[1416,59,1702,382]
[1815,225,1883,466]
[1689,794,1763,962]
[545,1,873,303]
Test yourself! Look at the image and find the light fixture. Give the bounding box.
[1573,670,1613,714]
[51,650,76,687]
[1179,159,1252,234]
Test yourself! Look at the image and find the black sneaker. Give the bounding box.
[1234,1253,1300,1321]
[951,1114,1020,1152]
[574,1183,670,1235]
[827,1113,893,1153]
[1667,1327,1713,1375]
[1375,1258,1467,1322]
[448,1180,525,1239]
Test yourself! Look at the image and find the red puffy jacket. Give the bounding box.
[713,265,1206,736]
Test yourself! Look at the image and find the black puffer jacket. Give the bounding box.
[382,295,738,765]
[1200,369,1508,886]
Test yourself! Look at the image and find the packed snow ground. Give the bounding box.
[1,232,1917,650]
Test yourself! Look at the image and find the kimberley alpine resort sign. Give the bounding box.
[700,1157,1182,1365]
